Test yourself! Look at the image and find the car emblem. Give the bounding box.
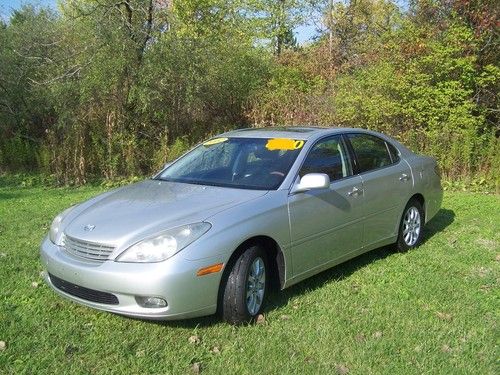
[84,224,96,232]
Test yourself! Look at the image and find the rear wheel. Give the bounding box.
[396,199,424,252]
[221,245,267,324]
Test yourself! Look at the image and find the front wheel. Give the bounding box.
[221,245,268,324]
[396,200,424,252]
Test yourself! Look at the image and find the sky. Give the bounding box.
[0,0,318,43]
[0,0,55,15]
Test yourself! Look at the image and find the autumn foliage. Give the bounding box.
[0,0,498,185]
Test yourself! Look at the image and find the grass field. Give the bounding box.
[0,179,498,374]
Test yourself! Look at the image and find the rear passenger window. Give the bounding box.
[347,134,393,173]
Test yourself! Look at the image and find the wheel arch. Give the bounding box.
[216,235,286,314]
[231,235,285,288]
[409,193,425,221]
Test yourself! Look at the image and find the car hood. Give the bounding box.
[64,179,267,248]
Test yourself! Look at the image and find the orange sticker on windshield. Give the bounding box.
[266,138,304,151]
[203,137,228,146]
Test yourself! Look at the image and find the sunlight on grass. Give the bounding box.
[0,182,498,374]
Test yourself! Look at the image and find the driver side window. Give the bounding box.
[299,136,353,181]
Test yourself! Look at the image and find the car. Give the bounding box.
[40,127,443,324]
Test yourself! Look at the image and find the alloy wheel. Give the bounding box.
[403,206,421,246]
[246,257,266,315]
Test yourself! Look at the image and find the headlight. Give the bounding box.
[49,206,75,245]
[116,222,211,263]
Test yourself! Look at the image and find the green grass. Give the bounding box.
[0,180,498,374]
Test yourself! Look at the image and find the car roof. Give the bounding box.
[218,126,414,156]
[220,126,350,140]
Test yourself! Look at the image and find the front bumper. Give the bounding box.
[40,236,224,320]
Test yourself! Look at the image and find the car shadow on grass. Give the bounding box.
[421,208,455,245]
[149,208,455,328]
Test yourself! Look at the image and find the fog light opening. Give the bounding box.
[135,296,168,308]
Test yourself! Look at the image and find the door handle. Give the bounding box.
[399,173,410,181]
[348,187,363,196]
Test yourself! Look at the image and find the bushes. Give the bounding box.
[250,20,499,184]
[0,137,39,172]
[0,1,497,186]
[0,2,269,184]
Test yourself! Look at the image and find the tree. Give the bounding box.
[0,5,61,171]
[322,0,401,68]
[248,0,309,55]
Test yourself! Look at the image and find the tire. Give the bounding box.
[221,245,268,324]
[395,199,425,252]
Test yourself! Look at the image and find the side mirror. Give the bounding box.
[292,173,330,194]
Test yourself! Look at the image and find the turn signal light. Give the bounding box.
[196,263,224,276]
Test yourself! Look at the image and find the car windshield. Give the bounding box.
[156,137,305,190]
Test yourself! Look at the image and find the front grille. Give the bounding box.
[63,235,115,262]
[49,273,119,305]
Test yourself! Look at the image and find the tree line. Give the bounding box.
[0,0,498,185]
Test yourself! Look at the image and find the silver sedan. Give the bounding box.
[40,127,443,324]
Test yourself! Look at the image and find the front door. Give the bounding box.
[288,135,364,278]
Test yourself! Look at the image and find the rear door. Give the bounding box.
[288,135,364,278]
[345,133,413,247]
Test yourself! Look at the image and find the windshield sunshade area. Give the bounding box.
[156,137,306,190]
